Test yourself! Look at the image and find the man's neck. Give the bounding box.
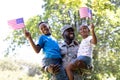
[65,39,73,45]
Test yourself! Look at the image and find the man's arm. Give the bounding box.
[41,64,60,74]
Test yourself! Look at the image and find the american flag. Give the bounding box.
[79,7,92,19]
[88,9,92,19]
[8,18,25,30]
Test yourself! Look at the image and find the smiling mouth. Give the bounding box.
[69,34,74,37]
[44,31,48,33]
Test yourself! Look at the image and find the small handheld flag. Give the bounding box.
[79,7,92,19]
[8,17,25,30]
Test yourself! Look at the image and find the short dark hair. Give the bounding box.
[38,21,45,27]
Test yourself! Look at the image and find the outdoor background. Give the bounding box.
[0,0,120,80]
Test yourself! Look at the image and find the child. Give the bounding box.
[65,24,97,80]
[24,22,68,80]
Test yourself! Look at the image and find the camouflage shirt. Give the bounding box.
[59,41,82,80]
[59,41,79,68]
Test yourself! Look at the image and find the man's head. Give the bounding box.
[79,24,90,38]
[38,22,51,35]
[61,25,75,41]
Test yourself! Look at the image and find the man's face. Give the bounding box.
[63,28,75,40]
[39,23,51,35]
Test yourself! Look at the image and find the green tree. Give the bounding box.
[6,0,120,79]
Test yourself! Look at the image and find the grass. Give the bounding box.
[0,57,48,80]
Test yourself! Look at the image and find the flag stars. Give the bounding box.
[16,18,24,24]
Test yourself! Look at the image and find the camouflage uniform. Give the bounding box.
[59,41,82,80]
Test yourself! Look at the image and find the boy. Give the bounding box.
[24,22,68,80]
[65,24,97,80]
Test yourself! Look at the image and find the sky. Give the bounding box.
[0,0,44,63]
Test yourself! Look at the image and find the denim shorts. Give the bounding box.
[73,56,92,66]
[42,58,68,80]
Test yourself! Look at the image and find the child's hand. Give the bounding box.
[90,23,95,31]
[24,29,31,38]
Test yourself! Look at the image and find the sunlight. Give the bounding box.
[0,0,44,62]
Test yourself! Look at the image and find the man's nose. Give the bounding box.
[69,30,74,33]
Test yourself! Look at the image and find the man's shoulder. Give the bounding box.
[58,41,65,46]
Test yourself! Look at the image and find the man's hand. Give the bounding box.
[47,64,60,74]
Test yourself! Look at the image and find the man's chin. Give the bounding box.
[69,38,74,41]
[69,36,74,39]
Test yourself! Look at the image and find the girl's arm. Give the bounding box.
[90,24,97,45]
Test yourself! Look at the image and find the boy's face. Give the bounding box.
[79,26,90,38]
[39,23,51,35]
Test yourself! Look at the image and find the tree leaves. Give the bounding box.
[6,0,120,79]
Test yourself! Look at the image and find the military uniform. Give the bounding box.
[59,41,82,80]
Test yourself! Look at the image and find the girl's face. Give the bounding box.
[79,26,90,38]
[39,23,51,35]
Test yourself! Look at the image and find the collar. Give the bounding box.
[61,40,77,47]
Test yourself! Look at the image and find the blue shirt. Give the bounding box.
[37,34,61,58]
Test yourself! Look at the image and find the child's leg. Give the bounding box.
[66,62,77,80]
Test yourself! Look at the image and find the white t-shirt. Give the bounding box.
[77,36,94,58]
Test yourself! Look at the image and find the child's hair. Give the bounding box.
[78,24,90,31]
[38,21,46,27]
[80,24,88,28]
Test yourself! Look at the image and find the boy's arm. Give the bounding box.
[24,29,41,53]
[27,36,41,53]
[90,24,97,45]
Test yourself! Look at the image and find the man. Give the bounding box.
[60,25,79,68]
[59,25,82,80]
[43,24,88,80]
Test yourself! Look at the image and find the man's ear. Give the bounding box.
[62,33,66,39]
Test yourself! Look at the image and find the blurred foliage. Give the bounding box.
[0,58,51,80]
[5,0,120,80]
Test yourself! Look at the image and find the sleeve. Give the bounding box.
[88,36,92,42]
[37,35,44,48]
